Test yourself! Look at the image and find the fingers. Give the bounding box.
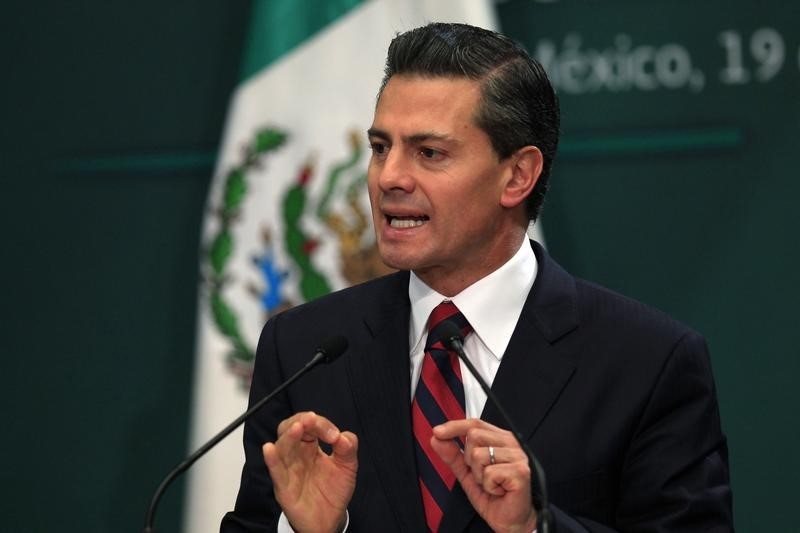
[432,418,529,488]
[430,433,466,475]
[431,418,485,440]
[480,460,532,495]
[263,441,288,488]
[465,441,523,468]
[263,413,359,530]
[331,430,359,466]
[432,419,517,450]
[430,433,485,505]
[432,419,536,531]
[264,412,353,478]
[277,411,342,444]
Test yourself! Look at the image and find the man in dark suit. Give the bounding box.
[221,23,733,532]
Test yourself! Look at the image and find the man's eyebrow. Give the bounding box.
[406,132,456,144]
[366,128,456,144]
[366,127,389,141]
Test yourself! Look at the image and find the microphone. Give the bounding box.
[143,335,349,533]
[439,321,553,533]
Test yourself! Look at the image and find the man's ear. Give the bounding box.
[500,146,543,209]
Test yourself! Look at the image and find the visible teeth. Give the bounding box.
[390,217,427,228]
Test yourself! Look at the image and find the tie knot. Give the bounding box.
[426,301,472,351]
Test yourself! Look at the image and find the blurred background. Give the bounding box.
[2,1,797,531]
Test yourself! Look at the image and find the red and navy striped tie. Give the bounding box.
[412,301,473,532]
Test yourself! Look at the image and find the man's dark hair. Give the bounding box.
[380,22,560,221]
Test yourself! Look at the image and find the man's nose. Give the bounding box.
[378,151,415,193]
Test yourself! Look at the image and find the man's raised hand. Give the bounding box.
[263,411,358,532]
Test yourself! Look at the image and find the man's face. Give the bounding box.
[367,75,517,293]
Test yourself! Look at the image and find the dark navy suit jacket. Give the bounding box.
[221,241,733,532]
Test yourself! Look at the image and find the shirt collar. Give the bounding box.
[408,239,538,359]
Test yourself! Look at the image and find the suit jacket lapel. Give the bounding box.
[442,242,579,532]
[483,242,579,437]
[345,271,427,531]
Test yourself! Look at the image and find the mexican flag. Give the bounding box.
[184,1,537,530]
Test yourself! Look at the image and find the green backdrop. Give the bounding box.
[498,3,800,531]
[1,1,797,531]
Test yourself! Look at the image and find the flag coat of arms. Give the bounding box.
[185,2,511,530]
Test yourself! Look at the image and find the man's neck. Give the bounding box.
[414,233,528,297]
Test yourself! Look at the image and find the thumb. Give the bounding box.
[430,436,468,478]
[431,436,484,500]
[332,431,359,466]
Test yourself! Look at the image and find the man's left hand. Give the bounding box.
[431,419,537,533]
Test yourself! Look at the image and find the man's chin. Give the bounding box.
[376,248,419,273]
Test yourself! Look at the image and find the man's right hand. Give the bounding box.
[263,411,358,533]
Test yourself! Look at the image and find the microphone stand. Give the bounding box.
[143,341,345,533]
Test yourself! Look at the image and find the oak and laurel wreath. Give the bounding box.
[205,128,287,365]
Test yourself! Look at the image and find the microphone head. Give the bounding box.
[439,320,464,351]
[317,335,348,363]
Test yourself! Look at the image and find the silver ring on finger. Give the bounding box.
[488,445,496,465]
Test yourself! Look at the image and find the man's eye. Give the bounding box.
[420,147,442,159]
[370,142,387,155]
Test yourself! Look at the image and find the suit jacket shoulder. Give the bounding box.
[515,242,732,531]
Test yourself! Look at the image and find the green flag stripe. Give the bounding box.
[560,127,743,159]
[56,151,217,174]
[239,0,365,82]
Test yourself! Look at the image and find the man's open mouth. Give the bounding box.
[387,215,429,228]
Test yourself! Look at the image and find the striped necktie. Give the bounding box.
[412,301,473,532]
